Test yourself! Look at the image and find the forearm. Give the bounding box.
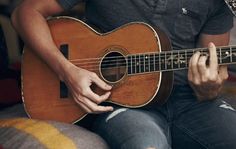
[11,1,70,80]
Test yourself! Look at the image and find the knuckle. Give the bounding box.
[77,96,84,103]
[86,110,93,114]
[90,72,97,78]
[193,79,201,86]
[91,107,100,113]
[198,60,205,67]
[201,77,207,83]
[209,75,218,82]
[93,98,100,104]
[81,88,89,96]
[223,73,229,80]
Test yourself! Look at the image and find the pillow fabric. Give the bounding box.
[0,118,109,149]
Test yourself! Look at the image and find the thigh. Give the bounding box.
[93,107,171,149]
[172,95,236,149]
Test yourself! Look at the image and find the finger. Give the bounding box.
[74,99,92,113]
[189,51,201,84]
[208,42,218,72]
[188,57,193,82]
[82,97,113,114]
[74,93,113,114]
[91,73,112,91]
[188,68,193,82]
[72,94,93,113]
[198,55,208,82]
[84,88,111,104]
[218,65,229,81]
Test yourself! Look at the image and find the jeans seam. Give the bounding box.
[173,123,210,149]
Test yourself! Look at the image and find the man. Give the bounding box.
[11,0,236,149]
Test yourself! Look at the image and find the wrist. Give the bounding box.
[196,92,218,101]
[56,59,74,81]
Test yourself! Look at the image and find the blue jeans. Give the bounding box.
[92,85,236,149]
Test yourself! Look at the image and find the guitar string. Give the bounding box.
[75,57,234,72]
[71,56,236,70]
[68,49,236,67]
[69,49,236,68]
[68,48,236,63]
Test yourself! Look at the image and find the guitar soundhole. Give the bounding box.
[100,52,127,83]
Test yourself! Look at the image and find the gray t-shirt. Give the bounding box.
[57,0,234,86]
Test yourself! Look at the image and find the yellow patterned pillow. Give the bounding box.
[0,118,108,149]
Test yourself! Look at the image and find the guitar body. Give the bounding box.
[22,16,173,123]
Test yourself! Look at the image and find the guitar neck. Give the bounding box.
[127,45,236,75]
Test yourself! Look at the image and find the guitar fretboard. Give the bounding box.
[127,45,236,75]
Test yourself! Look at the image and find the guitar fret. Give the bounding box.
[130,55,133,74]
[221,47,231,64]
[144,54,150,72]
[172,51,179,70]
[185,50,188,68]
[140,54,145,73]
[154,52,156,71]
[148,54,150,72]
[139,54,141,73]
[219,47,222,64]
[230,46,233,63]
[150,53,154,72]
[165,52,167,70]
[166,52,172,70]
[138,54,141,73]
[177,51,180,69]
[171,52,174,69]
[132,55,136,74]
[144,54,146,72]
[232,46,236,63]
[216,48,220,64]
[159,52,161,71]
[136,54,140,73]
[179,50,186,69]
[154,53,159,71]
[160,52,165,71]
[127,55,132,74]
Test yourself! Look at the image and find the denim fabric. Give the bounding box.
[93,86,236,149]
[93,108,171,149]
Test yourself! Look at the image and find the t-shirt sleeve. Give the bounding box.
[201,1,234,35]
[57,0,82,10]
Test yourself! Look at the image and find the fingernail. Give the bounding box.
[107,91,111,96]
[107,84,112,89]
[209,42,214,48]
[110,107,114,111]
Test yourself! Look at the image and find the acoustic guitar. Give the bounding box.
[22,16,236,123]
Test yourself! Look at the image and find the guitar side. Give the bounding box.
[22,16,173,123]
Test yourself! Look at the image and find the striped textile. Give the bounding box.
[0,118,108,149]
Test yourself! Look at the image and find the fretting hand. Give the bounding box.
[188,42,228,101]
